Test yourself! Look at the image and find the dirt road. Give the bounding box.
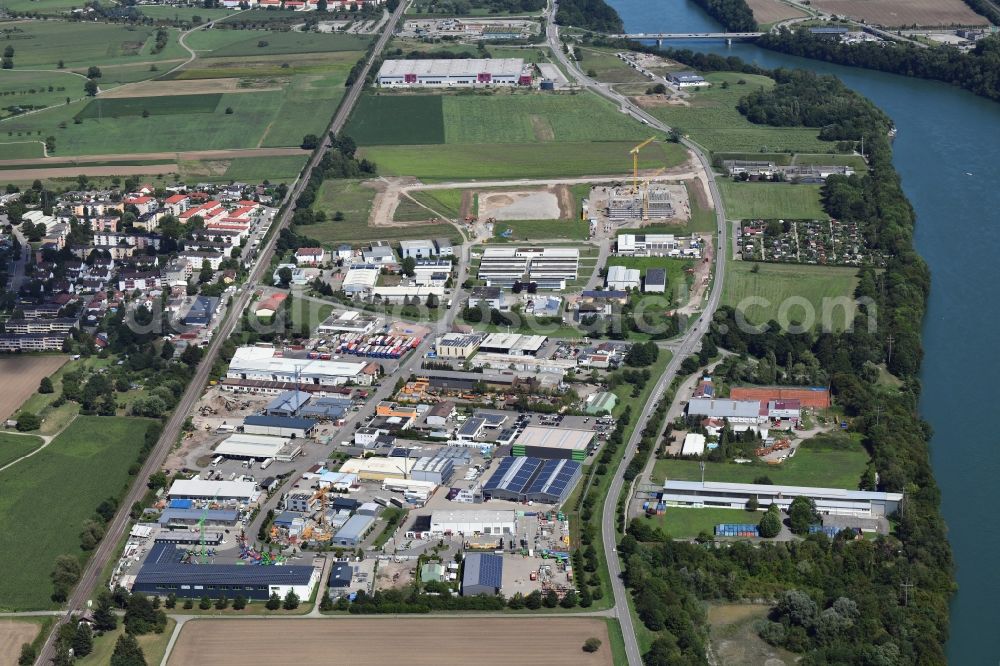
[0,147,307,168]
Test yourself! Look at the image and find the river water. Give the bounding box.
[605,0,1000,659]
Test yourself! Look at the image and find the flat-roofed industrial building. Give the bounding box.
[482,456,582,505]
[215,433,303,461]
[430,509,516,535]
[377,58,530,88]
[227,346,370,387]
[512,425,594,461]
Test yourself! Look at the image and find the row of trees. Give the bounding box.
[689,0,757,32]
[555,0,624,33]
[758,28,1000,104]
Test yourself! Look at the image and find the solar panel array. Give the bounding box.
[526,459,581,502]
[483,457,542,495]
[483,457,581,504]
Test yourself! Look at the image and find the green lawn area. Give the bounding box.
[362,140,685,181]
[642,508,758,538]
[0,141,45,158]
[407,189,465,219]
[0,416,150,611]
[493,218,589,240]
[0,22,187,68]
[0,70,86,119]
[0,433,44,468]
[77,618,176,666]
[578,47,652,84]
[643,72,842,155]
[287,295,334,335]
[719,181,828,220]
[608,256,694,287]
[346,94,445,145]
[722,259,859,331]
[188,31,370,57]
[652,433,869,489]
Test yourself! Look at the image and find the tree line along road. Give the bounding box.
[33,2,410,664]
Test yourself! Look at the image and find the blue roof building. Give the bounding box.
[182,296,219,327]
[266,390,311,417]
[483,456,582,505]
[328,563,354,589]
[462,553,503,596]
[131,544,317,600]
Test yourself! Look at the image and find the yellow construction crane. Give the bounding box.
[630,136,657,192]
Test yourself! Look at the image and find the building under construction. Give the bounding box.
[606,185,674,221]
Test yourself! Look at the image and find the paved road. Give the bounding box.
[33,4,408,664]
[546,4,729,664]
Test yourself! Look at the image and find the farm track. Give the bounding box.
[0,147,307,168]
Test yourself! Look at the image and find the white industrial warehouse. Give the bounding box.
[376,58,532,88]
[167,479,258,503]
[227,346,371,386]
[430,509,516,535]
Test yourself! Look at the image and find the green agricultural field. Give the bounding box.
[642,508,756,539]
[139,6,238,21]
[310,179,376,234]
[0,433,44,469]
[260,66,354,147]
[442,93,655,144]
[722,259,860,332]
[0,141,45,158]
[493,218,589,240]
[361,140,685,181]
[75,93,222,119]
[222,154,307,181]
[410,189,465,218]
[1,0,83,12]
[0,416,150,611]
[576,48,652,84]
[790,153,868,169]
[652,433,869,490]
[0,22,187,68]
[201,31,371,57]
[719,181,828,220]
[0,70,85,119]
[643,72,841,155]
[406,0,544,16]
[345,94,445,145]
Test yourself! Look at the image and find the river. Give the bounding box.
[605,0,1000,660]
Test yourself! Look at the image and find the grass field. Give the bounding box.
[218,155,307,181]
[0,70,85,119]
[346,94,445,145]
[1,0,81,11]
[719,181,828,220]
[722,259,859,331]
[0,416,149,610]
[0,141,45,158]
[0,433,44,469]
[169,618,613,665]
[75,93,223,119]
[187,31,370,57]
[641,72,841,155]
[139,6,238,21]
[409,189,465,218]
[362,140,685,181]
[78,618,176,666]
[0,22,187,68]
[493,218,589,240]
[652,434,869,489]
[642,507,755,538]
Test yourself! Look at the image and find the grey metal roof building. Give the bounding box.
[483,456,582,505]
[328,564,354,589]
[686,398,763,423]
[131,543,316,600]
[462,552,503,596]
[644,268,667,293]
[243,414,316,437]
[332,514,375,546]
[661,480,903,518]
[157,508,239,527]
[411,455,455,485]
[265,390,311,417]
[299,396,352,420]
[182,295,219,327]
[378,58,527,88]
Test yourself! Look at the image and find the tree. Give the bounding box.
[199,596,212,610]
[73,622,94,658]
[1,56,11,70]
[79,519,105,550]
[165,593,177,609]
[15,411,40,431]
[401,256,416,276]
[560,590,578,608]
[265,592,281,610]
[182,598,193,610]
[301,134,319,149]
[125,593,165,635]
[319,590,333,611]
[3,46,13,58]
[788,496,818,535]
[87,66,102,79]
[198,259,214,284]
[524,590,542,609]
[39,376,54,393]
[85,79,98,96]
[94,590,118,631]
[283,589,300,610]
[758,505,782,538]
[233,595,247,610]
[110,633,147,666]
[214,594,229,610]
[582,637,602,653]
[277,266,293,287]
[50,555,81,601]
[543,590,559,608]
[746,495,759,512]
[17,643,36,666]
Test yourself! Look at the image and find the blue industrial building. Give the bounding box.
[462,553,503,596]
[182,296,219,327]
[265,390,311,417]
[131,543,317,600]
[299,395,350,420]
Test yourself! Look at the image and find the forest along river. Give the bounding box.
[607,0,1000,660]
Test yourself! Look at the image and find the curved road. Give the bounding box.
[546,4,729,664]
[33,3,408,664]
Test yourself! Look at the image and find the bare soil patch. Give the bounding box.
[100,78,280,99]
[707,604,797,666]
[0,621,40,666]
[746,0,809,24]
[0,356,68,422]
[479,189,562,221]
[810,0,988,26]
[530,114,556,141]
[168,618,613,666]
[0,147,306,168]
[632,94,690,108]
[3,165,178,181]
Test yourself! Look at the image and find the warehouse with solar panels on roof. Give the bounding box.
[483,456,582,504]
[462,552,504,596]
